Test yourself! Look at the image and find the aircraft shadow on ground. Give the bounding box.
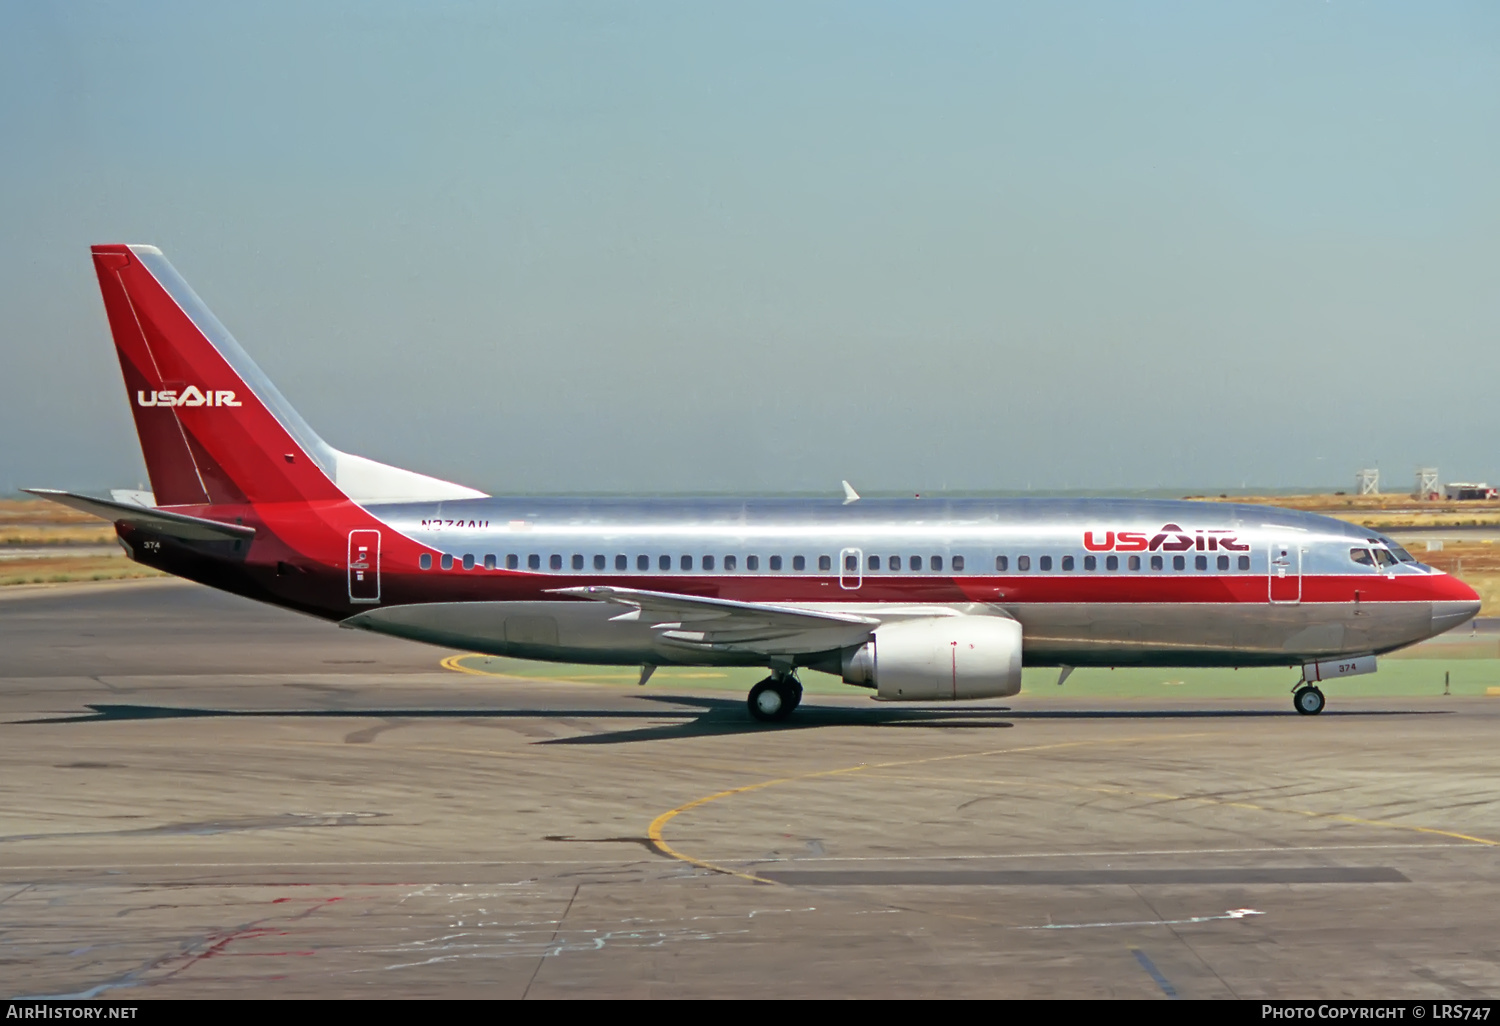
[10,695,1445,745]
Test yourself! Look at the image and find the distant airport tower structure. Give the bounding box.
[1357,468,1380,495]
[1415,467,1440,501]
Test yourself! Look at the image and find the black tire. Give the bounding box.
[783,677,803,713]
[1294,685,1325,716]
[748,678,792,723]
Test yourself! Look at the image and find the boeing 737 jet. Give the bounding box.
[32,245,1481,720]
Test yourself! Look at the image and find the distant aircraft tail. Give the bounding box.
[90,245,485,507]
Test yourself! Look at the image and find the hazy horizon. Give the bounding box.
[4,3,1497,498]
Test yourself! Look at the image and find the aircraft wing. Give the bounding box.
[25,488,255,543]
[549,585,876,653]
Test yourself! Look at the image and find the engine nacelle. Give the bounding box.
[841,615,1023,701]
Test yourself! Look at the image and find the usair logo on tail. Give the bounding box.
[136,387,241,407]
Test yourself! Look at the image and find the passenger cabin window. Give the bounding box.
[419,553,432,570]
[462,554,475,570]
[818,555,831,571]
[594,554,607,571]
[1238,555,1251,571]
[794,556,806,571]
[660,554,671,571]
[1172,555,1185,571]
[952,555,965,571]
[1106,555,1119,571]
[1195,555,1207,571]
[931,555,943,571]
[1350,548,1375,567]
[1151,555,1163,571]
[550,554,563,570]
[867,555,880,571]
[572,554,585,571]
[747,555,759,571]
[681,555,693,571]
[441,554,454,570]
[1084,555,1096,571]
[1039,556,1053,571]
[770,555,783,571]
[484,554,496,570]
[889,555,902,571]
[1017,555,1031,571]
[724,555,737,571]
[529,554,541,570]
[910,555,923,571]
[845,554,859,572]
[995,555,1008,571]
[1217,555,1229,571]
[1061,555,1074,571]
[638,554,650,571]
[615,554,628,571]
[703,555,715,571]
[507,554,519,569]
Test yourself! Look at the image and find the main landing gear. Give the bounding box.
[1293,682,1326,716]
[748,672,803,723]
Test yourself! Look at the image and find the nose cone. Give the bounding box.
[1430,574,1482,635]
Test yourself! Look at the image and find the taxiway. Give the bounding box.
[2,581,1497,998]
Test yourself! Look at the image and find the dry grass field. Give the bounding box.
[0,523,115,546]
[0,498,115,542]
[0,498,162,586]
[0,554,163,587]
[1196,491,1500,529]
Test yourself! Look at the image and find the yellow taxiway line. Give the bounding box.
[647,731,1499,885]
[434,654,1500,878]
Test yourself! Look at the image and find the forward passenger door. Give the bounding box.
[1268,541,1301,604]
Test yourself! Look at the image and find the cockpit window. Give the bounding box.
[1349,548,1375,567]
[1390,544,1416,563]
[1373,548,1398,568]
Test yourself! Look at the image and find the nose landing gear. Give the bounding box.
[747,672,803,723]
[1293,682,1325,715]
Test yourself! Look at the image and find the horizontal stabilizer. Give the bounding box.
[25,488,255,543]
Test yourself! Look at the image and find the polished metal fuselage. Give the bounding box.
[355,495,1476,669]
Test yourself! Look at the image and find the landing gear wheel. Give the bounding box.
[1293,685,1325,716]
[748,676,799,723]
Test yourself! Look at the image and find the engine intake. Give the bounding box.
[841,615,1023,701]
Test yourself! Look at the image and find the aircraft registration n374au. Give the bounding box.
[33,245,1481,720]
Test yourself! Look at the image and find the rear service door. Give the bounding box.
[348,529,381,604]
[1268,540,1301,604]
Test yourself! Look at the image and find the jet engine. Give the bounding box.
[840,615,1023,701]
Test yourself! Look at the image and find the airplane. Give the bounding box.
[31,244,1481,721]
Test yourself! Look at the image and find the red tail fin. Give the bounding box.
[92,244,345,507]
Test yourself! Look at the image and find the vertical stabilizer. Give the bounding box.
[91,244,485,507]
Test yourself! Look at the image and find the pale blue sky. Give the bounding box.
[3,2,1497,495]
